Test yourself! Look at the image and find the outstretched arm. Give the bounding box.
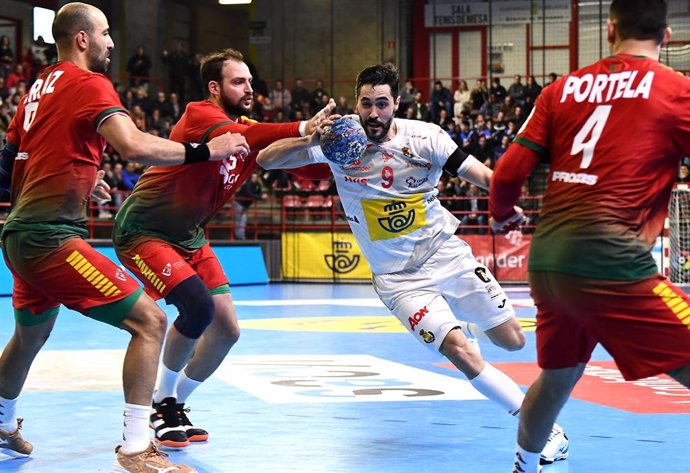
[257,134,322,170]
[99,114,250,166]
[489,144,540,222]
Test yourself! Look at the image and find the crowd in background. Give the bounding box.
[1,35,689,231]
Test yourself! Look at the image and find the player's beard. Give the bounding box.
[362,115,393,143]
[88,48,110,74]
[221,91,253,117]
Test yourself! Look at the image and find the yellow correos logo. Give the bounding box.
[362,195,427,241]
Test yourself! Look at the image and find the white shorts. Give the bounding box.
[372,236,515,353]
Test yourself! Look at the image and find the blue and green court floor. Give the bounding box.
[0,283,688,472]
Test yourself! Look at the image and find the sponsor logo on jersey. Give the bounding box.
[345,214,360,224]
[219,155,243,188]
[406,176,429,188]
[16,152,29,161]
[401,146,415,158]
[343,175,369,186]
[420,329,435,344]
[380,149,395,163]
[552,171,598,186]
[324,241,361,274]
[162,263,172,277]
[474,267,492,283]
[406,161,433,170]
[362,195,427,241]
[559,70,654,104]
[115,268,127,282]
[408,306,429,331]
[342,159,371,172]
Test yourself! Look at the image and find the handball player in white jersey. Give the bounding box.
[257,63,568,464]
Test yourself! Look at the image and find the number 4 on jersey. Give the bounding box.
[571,104,612,169]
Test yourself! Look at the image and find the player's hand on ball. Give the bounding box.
[208,132,250,161]
[320,116,368,166]
[490,206,527,234]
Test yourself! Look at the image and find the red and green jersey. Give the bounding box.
[3,62,127,236]
[114,100,302,249]
[512,54,690,279]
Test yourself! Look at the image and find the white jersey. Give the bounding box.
[309,118,478,274]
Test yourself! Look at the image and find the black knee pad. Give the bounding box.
[165,276,215,339]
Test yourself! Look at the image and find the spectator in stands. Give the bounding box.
[545,71,558,86]
[470,78,488,115]
[525,75,542,104]
[311,79,328,113]
[169,92,182,121]
[460,183,488,235]
[429,80,452,123]
[162,42,191,103]
[678,164,690,183]
[457,120,477,152]
[494,134,511,164]
[490,77,507,104]
[269,79,292,118]
[132,86,153,116]
[0,35,14,80]
[473,135,493,167]
[234,171,266,240]
[513,105,527,129]
[499,95,517,121]
[152,91,175,120]
[335,95,353,116]
[120,162,142,191]
[453,79,472,118]
[411,91,429,121]
[126,45,152,88]
[507,74,526,106]
[189,53,204,102]
[290,78,311,114]
[436,108,452,129]
[398,80,418,117]
[6,64,28,91]
[479,92,500,119]
[121,88,135,110]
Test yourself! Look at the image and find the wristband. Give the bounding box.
[183,142,211,164]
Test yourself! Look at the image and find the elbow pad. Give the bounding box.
[0,145,17,192]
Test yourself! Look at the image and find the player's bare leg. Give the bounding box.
[0,318,57,400]
[513,365,583,472]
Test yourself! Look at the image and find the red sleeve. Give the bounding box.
[673,74,690,156]
[209,121,301,153]
[77,74,129,130]
[489,145,540,221]
[286,164,332,180]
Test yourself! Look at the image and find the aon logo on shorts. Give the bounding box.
[361,195,427,241]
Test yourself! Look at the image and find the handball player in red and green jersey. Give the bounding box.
[0,3,248,470]
[112,48,332,447]
[489,1,690,471]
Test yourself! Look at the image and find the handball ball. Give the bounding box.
[320,117,367,166]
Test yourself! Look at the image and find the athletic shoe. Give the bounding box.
[111,443,197,472]
[0,418,33,457]
[150,397,189,448]
[177,404,208,442]
[540,423,569,464]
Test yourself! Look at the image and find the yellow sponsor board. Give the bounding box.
[281,232,372,280]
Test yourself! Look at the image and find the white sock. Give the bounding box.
[176,370,203,404]
[513,444,542,473]
[121,404,151,453]
[458,320,492,344]
[0,395,18,431]
[469,363,524,415]
[153,365,181,402]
